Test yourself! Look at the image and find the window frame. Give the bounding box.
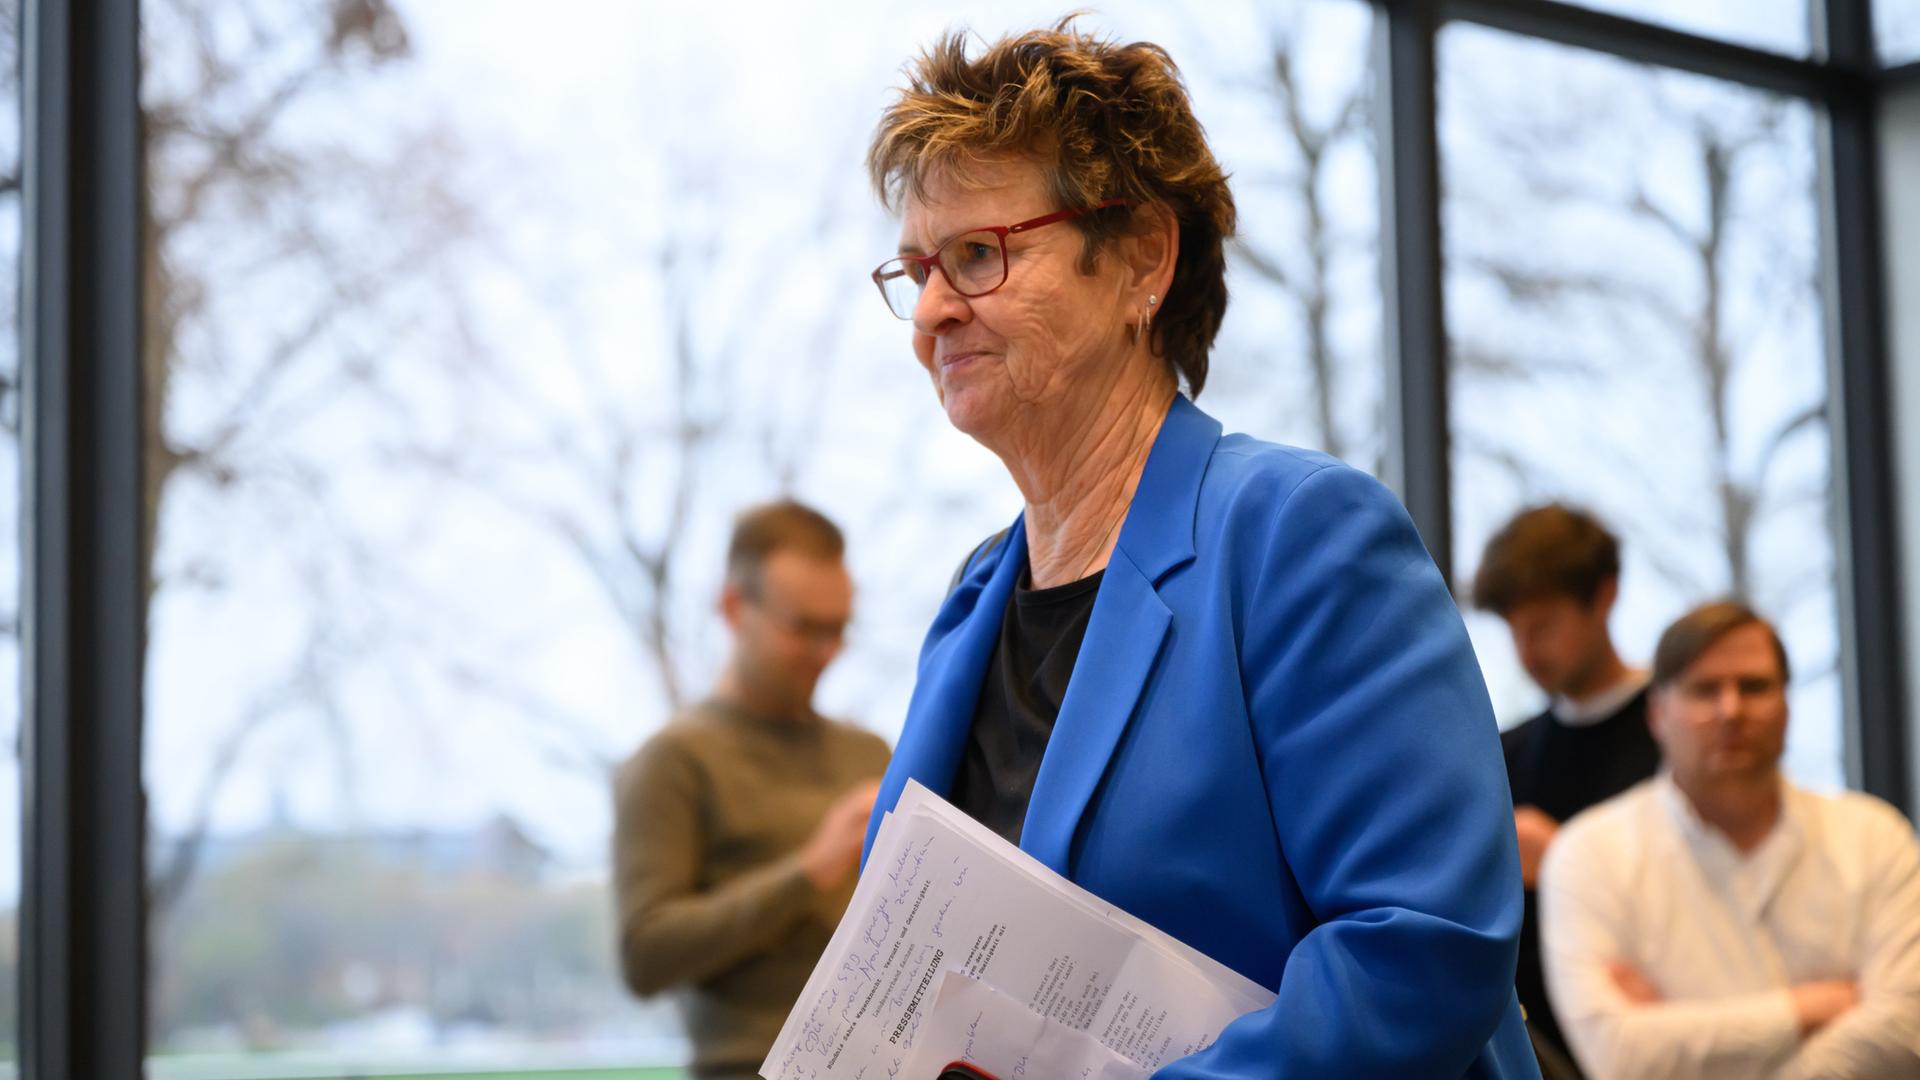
[18,0,148,1076]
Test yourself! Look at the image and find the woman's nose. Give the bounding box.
[912,268,970,335]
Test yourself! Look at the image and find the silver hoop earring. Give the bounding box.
[1130,295,1159,347]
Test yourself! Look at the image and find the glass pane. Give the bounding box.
[1882,1,1920,63]
[1440,24,1845,790]
[141,1,1377,1076]
[1549,0,1811,56]
[1188,4,1384,472]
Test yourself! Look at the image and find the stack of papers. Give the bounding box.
[762,781,1274,1080]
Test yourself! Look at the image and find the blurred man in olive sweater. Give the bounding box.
[613,501,889,1080]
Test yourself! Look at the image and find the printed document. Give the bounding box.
[761,781,1273,1080]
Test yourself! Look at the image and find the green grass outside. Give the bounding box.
[9,1059,693,1080]
[360,1072,685,1080]
[147,1060,691,1068]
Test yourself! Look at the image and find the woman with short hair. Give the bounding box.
[863,20,1539,1078]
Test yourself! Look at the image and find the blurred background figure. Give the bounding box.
[1540,602,1920,1080]
[1471,503,1662,1071]
[612,501,888,1080]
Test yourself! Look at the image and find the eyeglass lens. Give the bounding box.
[876,229,1006,318]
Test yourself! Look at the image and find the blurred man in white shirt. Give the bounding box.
[1539,600,1920,1080]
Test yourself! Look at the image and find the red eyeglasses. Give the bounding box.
[871,199,1130,320]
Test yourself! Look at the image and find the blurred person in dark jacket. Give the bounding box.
[1471,503,1661,1073]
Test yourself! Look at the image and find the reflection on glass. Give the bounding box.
[139,0,1375,1075]
[1441,24,1843,789]
[0,0,20,1067]
[1546,0,1811,56]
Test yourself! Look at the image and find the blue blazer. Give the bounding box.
[866,395,1540,1078]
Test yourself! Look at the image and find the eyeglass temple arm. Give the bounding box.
[1005,197,1130,235]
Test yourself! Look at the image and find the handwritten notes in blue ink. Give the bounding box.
[762,782,1274,1080]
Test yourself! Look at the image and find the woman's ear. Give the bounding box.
[1123,202,1179,301]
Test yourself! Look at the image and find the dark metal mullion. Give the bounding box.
[19,0,148,1075]
[1815,0,1912,811]
[1376,0,1454,582]
[1813,0,1873,63]
[1422,0,1869,103]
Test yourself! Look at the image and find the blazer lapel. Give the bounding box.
[1020,395,1222,876]
[1021,551,1171,875]
[879,519,1029,811]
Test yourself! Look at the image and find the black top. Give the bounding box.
[950,567,1103,845]
[1502,687,1660,823]
[1502,685,1660,1071]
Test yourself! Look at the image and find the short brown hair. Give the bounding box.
[1651,600,1792,689]
[726,500,844,596]
[867,17,1236,396]
[1471,503,1621,615]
